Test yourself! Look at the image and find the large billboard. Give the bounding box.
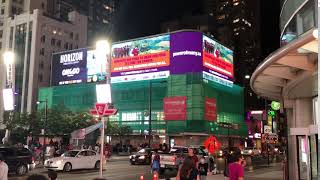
[202,35,234,83]
[163,96,187,120]
[51,49,107,86]
[170,32,202,74]
[111,35,170,83]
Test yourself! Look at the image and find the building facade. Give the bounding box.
[250,0,318,179]
[0,8,87,127]
[38,30,247,148]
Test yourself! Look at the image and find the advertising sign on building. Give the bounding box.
[111,35,170,83]
[205,97,217,121]
[52,49,87,86]
[51,48,108,86]
[202,35,234,80]
[163,96,187,120]
[264,125,272,134]
[170,32,203,74]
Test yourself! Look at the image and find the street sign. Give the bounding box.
[95,103,108,116]
[262,133,278,144]
[104,108,118,115]
[271,101,281,110]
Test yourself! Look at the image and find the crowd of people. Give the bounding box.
[150,147,246,180]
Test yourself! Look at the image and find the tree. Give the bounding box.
[106,121,132,146]
[3,106,93,144]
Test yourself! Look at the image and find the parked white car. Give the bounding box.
[241,147,261,156]
[44,150,102,172]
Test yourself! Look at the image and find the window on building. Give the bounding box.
[40,48,45,56]
[0,30,2,38]
[75,33,79,40]
[64,42,68,50]
[57,40,61,47]
[41,2,45,9]
[11,7,16,14]
[0,42,2,50]
[69,43,73,50]
[1,8,4,15]
[41,35,45,43]
[51,38,55,45]
[39,61,44,69]
[70,32,73,39]
[38,74,43,82]
[2,0,5,3]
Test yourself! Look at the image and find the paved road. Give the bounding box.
[8,158,283,180]
[9,160,156,180]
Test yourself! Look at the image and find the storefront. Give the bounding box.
[251,1,318,179]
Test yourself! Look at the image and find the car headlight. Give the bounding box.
[129,155,132,159]
[138,155,145,159]
[248,150,253,154]
[241,151,244,154]
[219,150,223,155]
[56,160,62,165]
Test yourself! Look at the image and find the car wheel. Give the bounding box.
[130,161,135,165]
[16,164,28,176]
[63,163,72,172]
[94,161,100,169]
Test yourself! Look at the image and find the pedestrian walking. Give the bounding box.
[198,157,208,180]
[151,151,160,180]
[187,148,198,167]
[228,153,245,180]
[0,153,8,180]
[176,158,199,180]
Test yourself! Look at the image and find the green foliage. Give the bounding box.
[106,121,132,136]
[4,106,93,144]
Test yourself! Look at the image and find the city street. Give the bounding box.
[8,158,283,180]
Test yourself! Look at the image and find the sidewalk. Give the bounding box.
[163,164,283,180]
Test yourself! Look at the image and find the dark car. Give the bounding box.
[0,147,35,176]
[129,148,152,165]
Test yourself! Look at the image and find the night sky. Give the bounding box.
[113,0,280,59]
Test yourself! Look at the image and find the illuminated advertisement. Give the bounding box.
[170,31,202,74]
[202,35,234,81]
[87,50,107,83]
[51,49,107,86]
[111,35,170,83]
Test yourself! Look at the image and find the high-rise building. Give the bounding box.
[0,7,87,130]
[161,0,265,110]
[54,0,118,45]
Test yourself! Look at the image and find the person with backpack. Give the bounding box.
[151,151,160,180]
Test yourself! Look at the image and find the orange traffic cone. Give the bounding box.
[153,173,158,180]
[140,175,144,180]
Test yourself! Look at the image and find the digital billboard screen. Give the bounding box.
[51,49,107,86]
[111,35,170,83]
[202,35,234,81]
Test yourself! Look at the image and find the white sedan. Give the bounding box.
[44,150,102,172]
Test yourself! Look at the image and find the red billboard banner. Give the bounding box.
[164,96,187,120]
[205,97,217,121]
[203,51,234,79]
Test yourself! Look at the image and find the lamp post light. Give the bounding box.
[245,75,250,79]
[37,99,48,165]
[95,39,111,178]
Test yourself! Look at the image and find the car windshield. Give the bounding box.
[62,151,79,157]
[137,149,148,154]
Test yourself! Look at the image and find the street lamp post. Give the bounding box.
[37,99,48,165]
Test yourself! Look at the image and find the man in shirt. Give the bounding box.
[187,148,199,166]
[0,153,8,180]
[228,153,245,180]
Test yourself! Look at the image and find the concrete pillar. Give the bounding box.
[286,98,313,180]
